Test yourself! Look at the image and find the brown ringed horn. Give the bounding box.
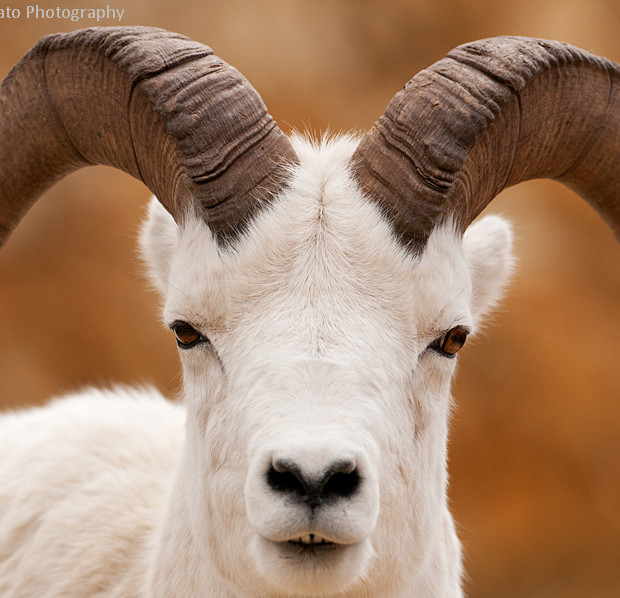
[0,26,297,247]
[352,37,620,251]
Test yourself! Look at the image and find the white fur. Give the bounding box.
[0,135,513,597]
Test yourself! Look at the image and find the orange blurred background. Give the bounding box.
[1,1,618,596]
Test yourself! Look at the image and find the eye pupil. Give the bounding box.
[171,322,204,348]
[428,325,469,358]
[440,327,468,356]
[176,329,199,345]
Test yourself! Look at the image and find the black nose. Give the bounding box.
[267,458,361,509]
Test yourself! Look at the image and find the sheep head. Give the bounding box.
[139,135,514,595]
[1,28,618,597]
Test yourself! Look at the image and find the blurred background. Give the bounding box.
[0,1,618,596]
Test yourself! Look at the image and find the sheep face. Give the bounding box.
[141,135,513,596]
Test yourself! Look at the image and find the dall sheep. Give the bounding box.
[0,27,618,598]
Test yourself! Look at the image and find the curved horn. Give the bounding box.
[0,27,297,246]
[352,37,620,250]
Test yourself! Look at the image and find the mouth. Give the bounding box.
[262,533,345,558]
[288,533,334,547]
[286,533,338,553]
[252,534,373,594]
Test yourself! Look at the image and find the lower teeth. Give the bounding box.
[292,534,332,546]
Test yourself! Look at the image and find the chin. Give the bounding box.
[250,534,374,596]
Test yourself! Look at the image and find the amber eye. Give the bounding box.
[171,321,206,349]
[429,326,469,358]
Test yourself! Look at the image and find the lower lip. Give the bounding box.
[288,540,336,551]
[269,538,346,558]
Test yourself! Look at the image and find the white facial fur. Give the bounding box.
[140,134,513,597]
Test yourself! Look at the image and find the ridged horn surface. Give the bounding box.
[0,26,297,246]
[352,37,620,250]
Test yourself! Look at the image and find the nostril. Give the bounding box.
[322,469,360,499]
[267,461,306,495]
[266,457,361,508]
